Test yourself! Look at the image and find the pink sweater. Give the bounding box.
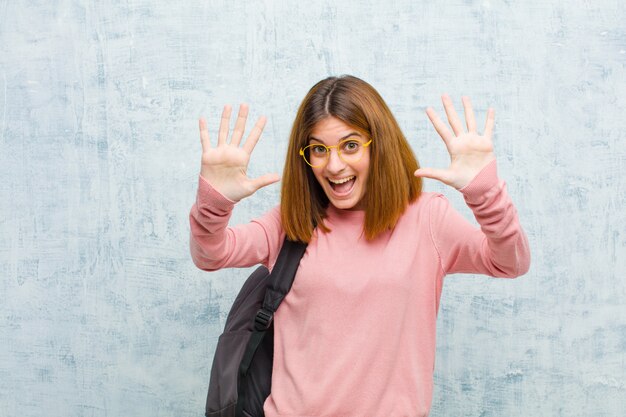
[189,159,530,417]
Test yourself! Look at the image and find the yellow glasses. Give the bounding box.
[299,138,372,168]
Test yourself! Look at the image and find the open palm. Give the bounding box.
[199,104,279,202]
[415,95,496,190]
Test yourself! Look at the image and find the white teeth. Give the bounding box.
[328,176,355,184]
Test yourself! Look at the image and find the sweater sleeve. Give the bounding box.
[428,159,531,278]
[189,175,284,272]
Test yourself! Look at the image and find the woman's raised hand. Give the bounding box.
[414,95,496,190]
[199,104,280,202]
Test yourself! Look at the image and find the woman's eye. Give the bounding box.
[311,145,327,154]
[342,141,360,152]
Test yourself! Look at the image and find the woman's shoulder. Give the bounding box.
[407,191,445,211]
[252,204,282,228]
[392,191,443,226]
[400,191,459,225]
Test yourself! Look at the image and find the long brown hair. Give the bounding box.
[281,75,422,242]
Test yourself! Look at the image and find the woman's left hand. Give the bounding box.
[414,94,496,190]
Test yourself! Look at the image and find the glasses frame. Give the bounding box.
[299,137,373,168]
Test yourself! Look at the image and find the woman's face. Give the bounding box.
[308,117,371,210]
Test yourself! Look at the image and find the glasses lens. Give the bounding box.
[338,139,365,161]
[303,144,328,167]
[301,138,368,167]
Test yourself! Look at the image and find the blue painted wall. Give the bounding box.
[1,1,624,416]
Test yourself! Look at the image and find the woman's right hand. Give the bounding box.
[198,104,280,202]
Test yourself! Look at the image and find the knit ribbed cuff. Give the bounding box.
[197,175,237,214]
[458,159,500,203]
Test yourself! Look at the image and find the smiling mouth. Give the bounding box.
[327,175,356,194]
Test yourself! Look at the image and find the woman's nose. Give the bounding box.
[325,148,346,172]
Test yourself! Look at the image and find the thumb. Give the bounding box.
[250,173,281,192]
[414,167,451,184]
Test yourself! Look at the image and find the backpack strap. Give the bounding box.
[257,239,308,329]
[236,238,307,416]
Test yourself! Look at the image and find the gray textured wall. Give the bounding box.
[1,1,624,416]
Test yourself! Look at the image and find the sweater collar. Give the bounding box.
[326,204,366,224]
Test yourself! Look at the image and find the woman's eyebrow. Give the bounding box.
[308,132,362,144]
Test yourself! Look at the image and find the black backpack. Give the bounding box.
[205,239,307,417]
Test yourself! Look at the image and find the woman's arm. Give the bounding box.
[189,176,283,271]
[189,104,284,272]
[415,95,531,277]
[428,160,531,277]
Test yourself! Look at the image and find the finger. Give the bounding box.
[441,94,465,136]
[426,107,454,151]
[250,173,281,192]
[230,103,249,146]
[199,118,211,151]
[414,167,453,185]
[484,108,495,138]
[461,96,477,133]
[242,115,267,154]
[217,104,232,146]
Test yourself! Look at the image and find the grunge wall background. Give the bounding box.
[1,1,624,416]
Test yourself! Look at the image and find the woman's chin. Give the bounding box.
[327,194,365,211]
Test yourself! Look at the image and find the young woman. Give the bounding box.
[189,75,530,417]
